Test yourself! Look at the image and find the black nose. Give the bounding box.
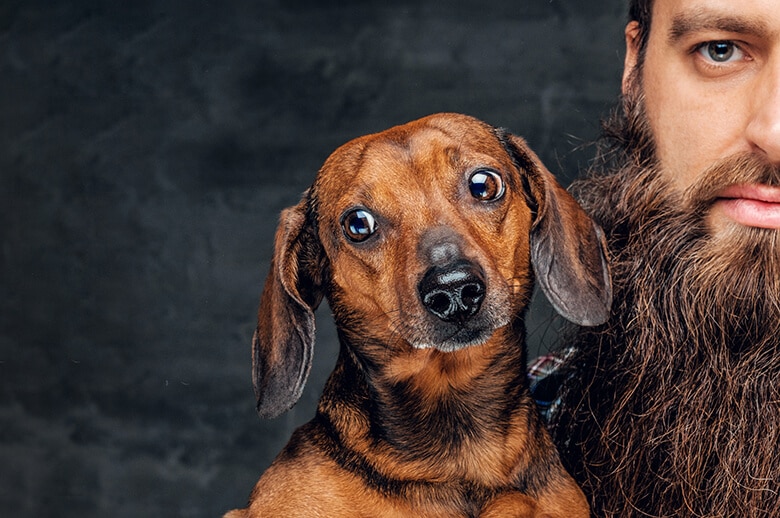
[419,261,486,323]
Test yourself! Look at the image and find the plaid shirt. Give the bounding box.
[527,348,575,422]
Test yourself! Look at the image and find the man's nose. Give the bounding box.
[746,56,780,164]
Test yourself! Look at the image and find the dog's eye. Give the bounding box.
[342,209,377,242]
[468,170,505,202]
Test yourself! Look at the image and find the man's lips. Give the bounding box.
[713,184,780,229]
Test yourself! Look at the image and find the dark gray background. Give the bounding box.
[1,1,626,516]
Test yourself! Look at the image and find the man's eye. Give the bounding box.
[698,41,744,63]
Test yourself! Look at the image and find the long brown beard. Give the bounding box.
[551,92,780,517]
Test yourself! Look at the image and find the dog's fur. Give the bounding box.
[225,113,611,517]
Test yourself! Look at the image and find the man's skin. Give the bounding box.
[629,0,780,229]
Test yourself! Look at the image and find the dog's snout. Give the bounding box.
[419,262,486,324]
[428,242,460,266]
[419,228,464,267]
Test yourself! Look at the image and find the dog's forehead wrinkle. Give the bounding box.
[326,162,466,237]
[402,127,474,168]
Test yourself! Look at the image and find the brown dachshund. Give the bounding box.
[225,113,611,517]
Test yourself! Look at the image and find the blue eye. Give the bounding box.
[699,41,743,63]
[342,209,377,242]
[468,169,505,201]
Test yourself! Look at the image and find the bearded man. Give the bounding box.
[542,0,780,516]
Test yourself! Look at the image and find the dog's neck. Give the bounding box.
[314,317,552,487]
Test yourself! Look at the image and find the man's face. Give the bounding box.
[625,0,780,230]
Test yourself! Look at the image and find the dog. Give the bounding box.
[225,113,611,517]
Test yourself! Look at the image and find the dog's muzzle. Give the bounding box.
[418,260,486,324]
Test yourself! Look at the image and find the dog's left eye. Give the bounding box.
[342,209,377,242]
[468,170,505,202]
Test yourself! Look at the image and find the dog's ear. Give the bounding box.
[253,192,325,418]
[502,133,612,326]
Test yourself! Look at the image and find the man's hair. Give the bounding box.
[629,0,652,63]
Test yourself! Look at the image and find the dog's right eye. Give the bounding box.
[342,209,377,243]
[468,169,505,202]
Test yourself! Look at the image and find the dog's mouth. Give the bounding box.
[412,324,495,353]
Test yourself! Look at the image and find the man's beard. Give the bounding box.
[551,89,780,517]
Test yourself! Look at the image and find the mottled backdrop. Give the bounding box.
[1,1,625,516]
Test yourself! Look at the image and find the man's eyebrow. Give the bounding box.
[669,10,771,42]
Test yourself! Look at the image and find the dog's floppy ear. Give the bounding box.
[253,192,325,418]
[502,133,612,326]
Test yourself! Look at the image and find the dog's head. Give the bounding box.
[251,113,611,418]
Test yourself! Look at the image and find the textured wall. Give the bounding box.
[1,1,625,516]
